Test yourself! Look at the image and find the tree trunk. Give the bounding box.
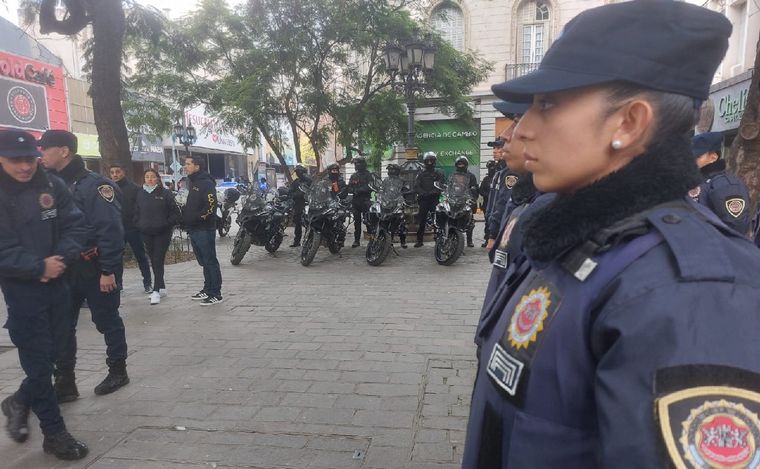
[88,0,132,177]
[727,34,760,207]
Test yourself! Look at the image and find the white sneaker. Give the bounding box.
[159,289,168,297]
[149,292,161,305]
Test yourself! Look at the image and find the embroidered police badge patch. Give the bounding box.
[656,365,760,469]
[688,186,701,201]
[39,192,54,209]
[505,175,518,190]
[97,184,115,203]
[726,198,746,218]
[508,286,552,350]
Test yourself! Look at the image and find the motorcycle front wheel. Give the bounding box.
[435,229,464,266]
[230,230,252,265]
[366,229,392,266]
[300,229,321,266]
[265,229,284,253]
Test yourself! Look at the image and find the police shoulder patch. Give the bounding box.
[725,198,746,218]
[97,184,115,203]
[655,365,760,469]
[688,186,701,201]
[508,286,553,350]
[505,174,519,189]
[39,192,55,209]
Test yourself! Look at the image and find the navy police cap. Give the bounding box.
[492,0,731,102]
[0,129,41,158]
[692,132,723,158]
[38,129,78,153]
[493,101,530,117]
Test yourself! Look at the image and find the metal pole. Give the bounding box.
[406,81,416,149]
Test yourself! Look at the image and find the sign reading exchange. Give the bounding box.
[416,119,480,178]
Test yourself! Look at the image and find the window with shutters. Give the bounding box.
[518,1,550,64]
[431,4,465,52]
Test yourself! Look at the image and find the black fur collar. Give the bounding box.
[53,154,87,184]
[701,159,726,178]
[523,136,702,262]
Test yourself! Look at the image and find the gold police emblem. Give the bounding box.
[657,387,760,469]
[725,198,746,218]
[508,287,551,350]
[38,192,54,209]
[97,184,115,203]
[688,186,701,201]
[505,175,519,189]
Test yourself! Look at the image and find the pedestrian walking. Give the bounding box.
[463,2,760,468]
[0,129,89,460]
[38,130,130,402]
[109,164,152,293]
[134,168,180,305]
[182,155,223,306]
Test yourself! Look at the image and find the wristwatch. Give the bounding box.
[101,270,113,276]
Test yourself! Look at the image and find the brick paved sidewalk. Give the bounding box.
[0,225,491,468]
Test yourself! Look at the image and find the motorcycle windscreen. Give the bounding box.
[307,179,334,209]
[445,173,471,206]
[379,178,404,210]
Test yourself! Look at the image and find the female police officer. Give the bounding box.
[462,1,760,468]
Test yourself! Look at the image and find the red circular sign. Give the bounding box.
[7,86,36,124]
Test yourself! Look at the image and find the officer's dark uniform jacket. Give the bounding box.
[328,175,347,198]
[115,177,139,232]
[479,170,494,209]
[52,155,124,274]
[486,164,520,239]
[348,169,373,207]
[0,167,86,285]
[690,160,750,235]
[134,186,180,235]
[290,174,312,206]
[182,169,217,231]
[414,167,444,201]
[463,139,760,468]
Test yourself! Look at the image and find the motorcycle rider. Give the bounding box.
[348,157,373,248]
[413,152,444,247]
[385,163,409,248]
[452,155,479,247]
[288,165,312,247]
[326,163,346,197]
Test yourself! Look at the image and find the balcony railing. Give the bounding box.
[505,63,540,80]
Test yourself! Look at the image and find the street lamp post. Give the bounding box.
[173,120,197,159]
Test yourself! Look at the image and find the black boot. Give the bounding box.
[54,369,79,403]
[43,430,89,460]
[94,360,129,396]
[1,394,29,443]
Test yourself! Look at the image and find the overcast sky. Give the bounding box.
[0,0,204,25]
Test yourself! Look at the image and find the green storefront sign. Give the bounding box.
[416,119,480,178]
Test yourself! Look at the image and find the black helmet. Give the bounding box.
[455,155,469,171]
[387,163,400,177]
[353,157,367,171]
[277,186,289,197]
[327,163,340,174]
[422,152,437,167]
[294,165,307,176]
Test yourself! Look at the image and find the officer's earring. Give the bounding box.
[611,139,623,150]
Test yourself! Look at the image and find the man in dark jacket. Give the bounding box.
[289,165,311,247]
[479,160,497,246]
[38,130,130,402]
[0,129,89,460]
[109,164,152,292]
[182,155,223,306]
[348,157,374,247]
[690,132,751,235]
[413,152,445,247]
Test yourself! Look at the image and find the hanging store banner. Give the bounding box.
[416,119,480,178]
[0,50,68,133]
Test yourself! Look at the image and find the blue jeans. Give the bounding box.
[189,229,222,297]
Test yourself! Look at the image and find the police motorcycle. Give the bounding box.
[365,177,406,266]
[300,178,353,266]
[217,186,241,237]
[230,186,292,265]
[432,172,474,266]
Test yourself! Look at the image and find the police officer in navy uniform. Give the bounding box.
[484,102,523,251]
[463,2,760,468]
[413,152,444,247]
[288,165,312,247]
[348,157,374,248]
[478,160,497,247]
[0,129,89,459]
[38,130,130,402]
[452,155,479,247]
[689,131,751,235]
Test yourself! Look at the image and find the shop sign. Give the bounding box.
[416,119,480,178]
[711,78,751,132]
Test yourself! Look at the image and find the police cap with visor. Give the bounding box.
[491,0,731,103]
[0,129,41,158]
[692,132,723,158]
[38,129,78,153]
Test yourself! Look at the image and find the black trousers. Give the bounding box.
[352,199,371,242]
[416,197,438,242]
[56,262,128,372]
[292,202,305,244]
[143,230,172,291]
[3,281,70,436]
[118,228,151,288]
